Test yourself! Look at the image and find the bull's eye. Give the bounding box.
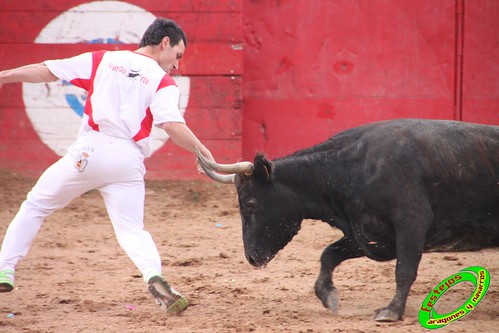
[245,198,257,214]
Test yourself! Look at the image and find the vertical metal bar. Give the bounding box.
[454,0,465,120]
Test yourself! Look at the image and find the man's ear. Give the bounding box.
[161,36,170,48]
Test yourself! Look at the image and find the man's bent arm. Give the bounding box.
[161,122,215,163]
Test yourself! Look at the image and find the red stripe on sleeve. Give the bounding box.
[156,74,176,92]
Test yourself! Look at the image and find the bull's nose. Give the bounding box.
[246,254,269,268]
[247,255,259,267]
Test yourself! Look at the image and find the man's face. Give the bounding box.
[159,38,185,74]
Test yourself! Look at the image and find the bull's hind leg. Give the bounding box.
[373,223,427,321]
[314,236,363,313]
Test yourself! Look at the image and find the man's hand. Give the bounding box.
[195,158,204,174]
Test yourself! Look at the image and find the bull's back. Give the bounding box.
[344,119,499,184]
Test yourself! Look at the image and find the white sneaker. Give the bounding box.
[147,275,188,314]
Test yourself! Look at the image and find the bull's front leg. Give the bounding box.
[314,236,363,313]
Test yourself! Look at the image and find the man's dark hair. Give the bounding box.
[139,18,187,48]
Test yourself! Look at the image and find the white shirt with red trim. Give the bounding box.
[45,50,185,157]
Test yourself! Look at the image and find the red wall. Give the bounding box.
[242,0,499,160]
[1,0,498,178]
[461,0,499,124]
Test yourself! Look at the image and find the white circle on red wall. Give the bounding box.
[22,1,190,156]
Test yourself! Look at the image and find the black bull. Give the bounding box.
[197,119,499,321]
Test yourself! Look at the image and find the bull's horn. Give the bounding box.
[197,155,236,184]
[195,147,254,175]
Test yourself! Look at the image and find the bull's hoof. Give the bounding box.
[324,288,339,313]
[314,278,340,314]
[315,284,339,313]
[373,308,401,322]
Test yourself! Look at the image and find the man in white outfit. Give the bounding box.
[0,18,214,315]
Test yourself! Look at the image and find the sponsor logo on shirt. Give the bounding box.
[109,64,150,85]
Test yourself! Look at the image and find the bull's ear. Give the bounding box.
[253,153,274,183]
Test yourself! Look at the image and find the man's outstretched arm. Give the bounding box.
[0,62,58,88]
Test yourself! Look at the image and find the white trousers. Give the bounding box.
[0,131,161,282]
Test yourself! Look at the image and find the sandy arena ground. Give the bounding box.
[0,169,497,333]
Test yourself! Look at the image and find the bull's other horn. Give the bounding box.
[195,147,254,175]
[197,158,235,184]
